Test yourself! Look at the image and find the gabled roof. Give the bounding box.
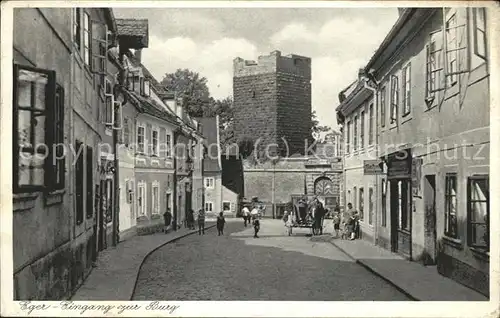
[117,19,148,37]
[125,90,178,125]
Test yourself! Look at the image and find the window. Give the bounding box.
[445,13,458,86]
[151,128,159,156]
[467,176,489,251]
[402,63,411,116]
[73,9,81,51]
[205,177,215,189]
[359,187,364,221]
[353,116,358,151]
[444,8,469,85]
[390,75,398,123]
[166,134,172,158]
[152,182,160,215]
[381,179,387,227]
[137,125,145,153]
[369,103,374,145]
[353,186,357,210]
[75,140,84,225]
[140,77,145,95]
[127,73,140,91]
[369,188,374,225]
[473,8,487,60]
[86,146,94,219]
[137,182,146,217]
[13,65,56,192]
[426,30,445,103]
[360,111,365,149]
[83,12,91,66]
[444,174,458,238]
[126,179,134,204]
[166,193,172,212]
[123,118,130,146]
[104,79,113,125]
[53,85,65,190]
[223,202,231,211]
[205,202,213,212]
[144,79,151,97]
[346,121,351,153]
[380,86,386,127]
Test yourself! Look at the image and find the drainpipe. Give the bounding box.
[172,128,179,231]
[112,44,127,247]
[363,78,379,246]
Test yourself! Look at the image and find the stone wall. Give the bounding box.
[233,73,278,155]
[276,72,312,155]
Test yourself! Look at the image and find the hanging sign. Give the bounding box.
[364,160,384,175]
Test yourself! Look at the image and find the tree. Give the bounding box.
[160,69,211,117]
[311,110,331,141]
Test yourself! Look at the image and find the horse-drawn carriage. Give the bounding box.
[286,196,326,236]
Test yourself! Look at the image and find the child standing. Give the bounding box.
[252,215,260,238]
[332,212,341,238]
[217,212,226,236]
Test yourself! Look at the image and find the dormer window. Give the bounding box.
[144,80,151,96]
[127,72,140,92]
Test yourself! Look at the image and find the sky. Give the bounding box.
[114,7,399,132]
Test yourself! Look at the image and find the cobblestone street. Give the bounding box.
[132,220,410,300]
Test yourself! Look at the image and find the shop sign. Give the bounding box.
[387,150,411,179]
[364,160,384,175]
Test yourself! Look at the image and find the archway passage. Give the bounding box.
[314,177,334,196]
[314,177,337,211]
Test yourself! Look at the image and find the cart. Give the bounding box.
[287,202,324,236]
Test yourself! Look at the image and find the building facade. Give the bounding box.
[337,72,379,242]
[337,7,490,296]
[233,50,312,157]
[12,7,116,299]
[198,116,239,218]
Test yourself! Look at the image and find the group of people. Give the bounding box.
[331,203,360,240]
[281,200,360,240]
[241,205,261,238]
[163,208,227,236]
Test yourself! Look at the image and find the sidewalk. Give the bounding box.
[71,223,215,300]
[329,237,488,301]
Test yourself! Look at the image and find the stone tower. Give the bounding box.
[233,50,312,158]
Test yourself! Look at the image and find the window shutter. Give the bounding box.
[91,21,108,81]
[104,92,114,126]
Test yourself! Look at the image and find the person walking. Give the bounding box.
[163,209,172,233]
[217,212,226,236]
[197,209,206,235]
[242,205,250,227]
[187,209,195,230]
[252,215,260,238]
[332,211,341,238]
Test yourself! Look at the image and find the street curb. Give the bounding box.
[327,239,419,301]
[129,224,216,300]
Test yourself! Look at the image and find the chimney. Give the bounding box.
[134,49,142,62]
